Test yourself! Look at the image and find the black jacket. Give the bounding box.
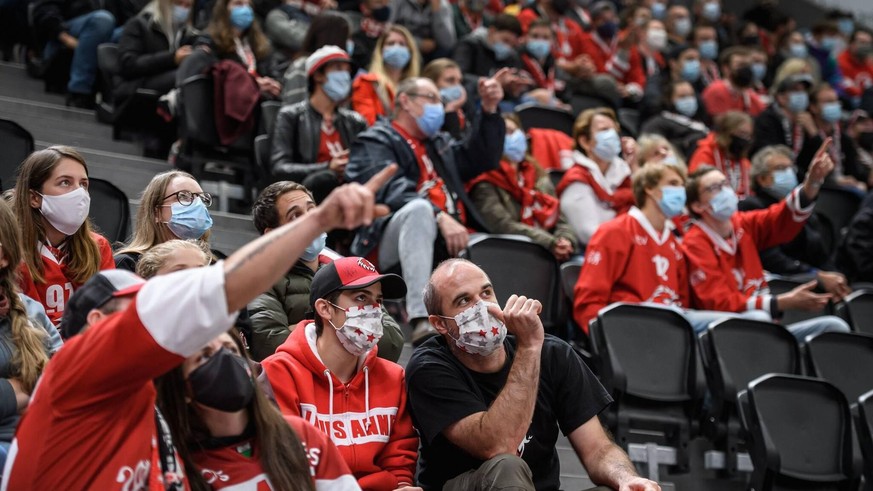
[452,32,522,81]
[739,187,834,274]
[345,111,505,256]
[269,101,368,182]
[837,191,873,283]
[639,110,709,158]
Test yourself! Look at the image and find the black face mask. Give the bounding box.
[596,20,618,40]
[729,135,752,158]
[371,5,391,22]
[731,65,754,88]
[859,131,873,151]
[188,348,254,412]
[551,0,570,16]
[741,35,760,46]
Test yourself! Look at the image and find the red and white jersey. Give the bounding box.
[683,188,812,314]
[573,207,689,332]
[18,232,115,325]
[2,263,238,491]
[193,415,360,491]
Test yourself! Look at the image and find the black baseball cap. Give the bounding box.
[60,270,146,338]
[309,257,406,307]
[776,73,815,93]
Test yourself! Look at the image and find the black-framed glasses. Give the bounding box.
[163,190,213,208]
[407,92,442,104]
[702,180,729,195]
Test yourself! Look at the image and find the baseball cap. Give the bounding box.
[59,270,146,339]
[776,73,815,93]
[310,257,406,307]
[305,45,351,78]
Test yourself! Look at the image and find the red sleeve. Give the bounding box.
[572,223,631,333]
[93,233,116,271]
[367,371,418,488]
[748,92,765,117]
[285,416,360,491]
[352,77,383,126]
[688,140,714,172]
[566,21,586,59]
[737,187,812,251]
[678,253,691,309]
[701,84,727,117]
[261,357,303,417]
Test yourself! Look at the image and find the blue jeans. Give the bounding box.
[44,10,116,94]
[641,303,772,335]
[786,315,851,342]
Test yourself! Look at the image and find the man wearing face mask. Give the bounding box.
[739,146,852,298]
[517,0,587,62]
[260,256,420,491]
[248,181,404,362]
[683,141,852,342]
[346,75,504,345]
[407,259,661,491]
[751,74,816,157]
[837,28,873,102]
[271,46,368,204]
[665,5,691,49]
[691,22,722,85]
[702,46,765,118]
[453,14,524,83]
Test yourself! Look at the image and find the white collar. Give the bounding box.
[693,218,736,255]
[572,151,631,192]
[628,207,674,246]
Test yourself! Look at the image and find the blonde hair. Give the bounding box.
[632,161,688,208]
[572,107,618,151]
[117,171,210,257]
[136,239,211,279]
[422,58,459,84]
[0,200,48,393]
[14,146,103,285]
[771,57,822,96]
[636,133,686,167]
[368,25,421,104]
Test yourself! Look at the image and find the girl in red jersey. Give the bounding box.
[13,146,115,326]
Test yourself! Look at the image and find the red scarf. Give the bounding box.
[520,53,555,91]
[556,164,634,213]
[469,159,560,229]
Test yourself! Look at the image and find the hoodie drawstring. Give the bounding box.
[324,369,334,432]
[363,365,371,431]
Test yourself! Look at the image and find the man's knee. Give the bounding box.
[741,309,772,322]
[477,454,534,490]
[819,315,851,333]
[396,199,437,233]
[86,10,116,34]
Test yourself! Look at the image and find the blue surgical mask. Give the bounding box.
[751,62,766,82]
[440,84,463,103]
[821,36,839,53]
[789,42,808,59]
[651,1,666,20]
[503,129,528,163]
[382,45,411,69]
[172,4,190,24]
[787,91,809,113]
[699,40,718,60]
[346,39,355,57]
[709,186,738,221]
[838,18,854,37]
[492,41,514,61]
[674,96,698,117]
[167,200,213,240]
[681,59,701,82]
[229,5,254,31]
[323,70,351,101]
[592,128,622,162]
[415,102,445,138]
[301,232,326,261]
[701,1,720,21]
[821,101,842,123]
[658,185,686,218]
[673,18,692,38]
[526,39,551,60]
[770,168,798,198]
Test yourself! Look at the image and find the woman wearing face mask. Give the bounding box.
[422,58,471,140]
[557,108,637,245]
[640,80,709,158]
[689,110,755,199]
[260,257,420,491]
[115,170,213,272]
[0,199,62,460]
[352,25,421,126]
[467,114,577,261]
[14,147,116,327]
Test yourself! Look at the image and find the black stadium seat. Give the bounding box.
[805,331,873,403]
[516,103,575,136]
[87,177,130,246]
[855,389,873,489]
[837,290,873,335]
[0,118,34,190]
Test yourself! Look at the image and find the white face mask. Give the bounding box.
[441,301,506,356]
[38,187,91,236]
[328,303,383,356]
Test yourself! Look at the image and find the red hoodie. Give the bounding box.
[260,321,418,491]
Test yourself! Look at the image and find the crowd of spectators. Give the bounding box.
[0,0,872,488]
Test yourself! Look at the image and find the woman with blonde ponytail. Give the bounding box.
[0,199,62,455]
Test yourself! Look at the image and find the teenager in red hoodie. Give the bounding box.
[260,257,419,491]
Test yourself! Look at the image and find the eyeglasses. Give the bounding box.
[163,190,213,208]
[407,92,442,104]
[701,180,729,195]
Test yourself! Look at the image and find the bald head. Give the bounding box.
[424,259,493,317]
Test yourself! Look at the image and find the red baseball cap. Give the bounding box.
[310,257,406,305]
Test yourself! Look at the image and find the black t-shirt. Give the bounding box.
[405,334,612,491]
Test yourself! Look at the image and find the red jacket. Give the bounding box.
[683,188,812,314]
[260,321,418,491]
[688,132,753,200]
[528,128,573,171]
[211,60,260,146]
[573,207,689,332]
[517,8,585,60]
[701,79,765,118]
[352,73,394,126]
[837,50,873,98]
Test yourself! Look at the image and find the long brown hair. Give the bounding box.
[117,170,211,257]
[156,329,314,491]
[0,200,48,393]
[14,146,102,285]
[207,0,270,60]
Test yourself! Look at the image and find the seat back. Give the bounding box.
[744,374,858,487]
[260,100,281,136]
[0,118,35,191]
[97,43,120,77]
[179,74,221,146]
[516,103,575,136]
[856,390,873,485]
[88,177,130,245]
[841,290,873,335]
[460,234,563,332]
[253,134,272,188]
[548,169,565,189]
[560,258,583,304]
[767,277,831,324]
[816,186,862,239]
[806,331,873,403]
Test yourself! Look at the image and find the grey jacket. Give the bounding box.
[0,294,63,442]
[390,0,456,52]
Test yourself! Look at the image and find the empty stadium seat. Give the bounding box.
[837,290,873,335]
[855,390,873,489]
[816,186,862,254]
[805,331,873,403]
[0,118,33,190]
[87,177,130,246]
[738,374,861,490]
[516,103,575,136]
[260,100,281,137]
